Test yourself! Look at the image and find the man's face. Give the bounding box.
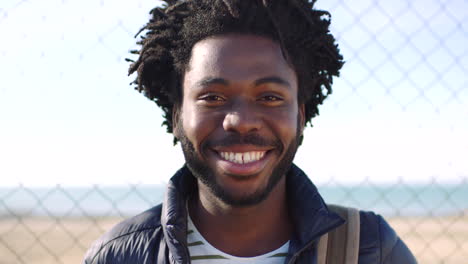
[174,34,304,207]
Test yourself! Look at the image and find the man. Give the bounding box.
[84,0,417,263]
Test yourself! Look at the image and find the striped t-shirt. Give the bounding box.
[187,213,290,263]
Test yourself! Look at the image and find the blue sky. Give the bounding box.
[0,0,467,186]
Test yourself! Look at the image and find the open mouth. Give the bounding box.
[207,142,277,176]
[210,147,274,176]
[218,151,267,164]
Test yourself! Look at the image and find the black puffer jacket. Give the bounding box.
[83,164,417,264]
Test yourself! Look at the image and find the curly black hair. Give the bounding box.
[127,0,343,143]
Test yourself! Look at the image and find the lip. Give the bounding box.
[209,148,273,177]
[212,144,274,153]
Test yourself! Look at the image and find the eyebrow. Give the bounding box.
[195,76,291,89]
[254,76,291,88]
[195,77,229,88]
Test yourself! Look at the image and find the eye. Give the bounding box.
[199,94,225,102]
[258,94,284,102]
[197,93,226,106]
[262,95,281,101]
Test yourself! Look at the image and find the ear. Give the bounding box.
[172,104,181,140]
[297,103,306,146]
[299,103,305,135]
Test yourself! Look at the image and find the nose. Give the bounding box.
[222,102,262,134]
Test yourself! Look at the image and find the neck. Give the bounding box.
[188,176,292,257]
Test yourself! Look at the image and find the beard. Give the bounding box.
[176,118,302,207]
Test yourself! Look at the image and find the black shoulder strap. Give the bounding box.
[317,204,360,264]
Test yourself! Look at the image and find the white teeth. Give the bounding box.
[235,153,242,164]
[219,151,266,164]
[244,152,251,163]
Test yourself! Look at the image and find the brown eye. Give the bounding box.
[197,94,226,106]
[259,95,283,102]
[263,95,280,101]
[201,95,225,101]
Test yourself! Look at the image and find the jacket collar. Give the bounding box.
[161,166,195,264]
[161,164,344,261]
[286,164,344,250]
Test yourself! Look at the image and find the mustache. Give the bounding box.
[205,133,283,151]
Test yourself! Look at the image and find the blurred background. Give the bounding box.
[0,0,467,263]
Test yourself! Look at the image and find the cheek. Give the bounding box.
[268,107,299,138]
[181,106,221,148]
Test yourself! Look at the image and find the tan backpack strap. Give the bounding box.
[344,206,360,264]
[317,205,360,264]
[317,233,329,264]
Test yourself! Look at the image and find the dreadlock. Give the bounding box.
[127,0,344,143]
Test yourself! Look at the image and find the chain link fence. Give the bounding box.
[1,0,467,263]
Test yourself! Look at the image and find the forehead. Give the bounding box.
[184,34,297,84]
